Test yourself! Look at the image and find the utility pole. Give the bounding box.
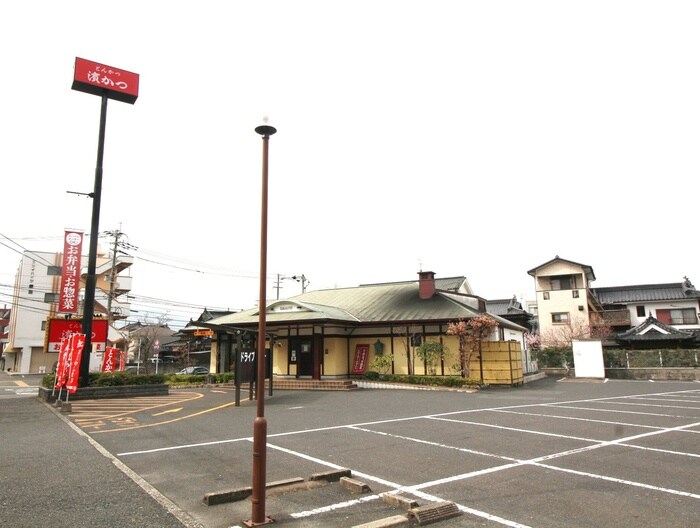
[274,273,282,300]
[291,274,309,293]
[105,227,123,329]
[274,274,310,298]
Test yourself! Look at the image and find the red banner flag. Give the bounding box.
[102,347,119,373]
[54,336,72,389]
[66,333,86,394]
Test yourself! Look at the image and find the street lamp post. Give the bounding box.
[245,120,276,527]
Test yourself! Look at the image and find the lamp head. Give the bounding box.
[255,116,277,137]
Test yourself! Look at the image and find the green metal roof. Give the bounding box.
[207,283,526,331]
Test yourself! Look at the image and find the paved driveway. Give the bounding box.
[55,377,700,527]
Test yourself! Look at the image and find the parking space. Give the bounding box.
[65,378,700,527]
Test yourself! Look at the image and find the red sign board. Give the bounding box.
[351,344,370,375]
[58,229,83,313]
[46,318,108,353]
[72,57,139,104]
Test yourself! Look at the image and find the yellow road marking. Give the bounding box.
[14,381,29,387]
[153,407,183,416]
[91,399,247,434]
[72,393,204,423]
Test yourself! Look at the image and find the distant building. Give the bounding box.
[528,256,700,349]
[4,249,133,374]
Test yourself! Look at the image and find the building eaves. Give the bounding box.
[527,255,595,281]
[592,283,698,304]
[440,292,527,331]
[614,315,696,342]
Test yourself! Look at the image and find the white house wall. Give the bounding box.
[627,300,700,330]
[533,260,592,345]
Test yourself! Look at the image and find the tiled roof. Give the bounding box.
[486,297,530,316]
[592,283,700,304]
[207,282,525,331]
[614,316,696,342]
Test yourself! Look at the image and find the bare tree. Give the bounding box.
[540,315,612,349]
[393,326,422,375]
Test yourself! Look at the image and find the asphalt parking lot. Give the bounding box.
[3,375,700,527]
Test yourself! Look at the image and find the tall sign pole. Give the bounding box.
[71,58,139,387]
[245,120,276,527]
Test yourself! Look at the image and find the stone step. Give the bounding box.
[266,379,359,391]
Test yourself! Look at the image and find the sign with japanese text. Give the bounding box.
[351,344,370,375]
[46,317,108,354]
[58,230,83,313]
[236,349,256,384]
[54,336,72,389]
[66,333,86,394]
[72,57,139,104]
[101,347,119,373]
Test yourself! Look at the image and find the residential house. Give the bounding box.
[113,321,178,373]
[161,308,237,370]
[4,248,133,374]
[203,271,528,385]
[486,296,536,373]
[528,256,700,348]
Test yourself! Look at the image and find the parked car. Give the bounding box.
[124,366,141,374]
[178,366,209,375]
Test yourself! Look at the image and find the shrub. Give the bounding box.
[367,354,394,375]
[533,347,573,369]
[362,372,477,388]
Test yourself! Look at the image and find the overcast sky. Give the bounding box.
[1,1,698,329]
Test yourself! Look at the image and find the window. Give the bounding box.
[543,291,550,300]
[636,305,645,317]
[551,275,577,290]
[656,308,698,325]
[47,266,62,276]
[44,293,60,303]
[572,290,579,298]
[552,312,570,324]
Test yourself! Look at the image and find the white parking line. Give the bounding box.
[118,387,700,526]
[268,442,531,528]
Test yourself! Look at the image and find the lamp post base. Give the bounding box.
[242,517,274,527]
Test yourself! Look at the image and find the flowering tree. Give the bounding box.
[447,315,498,378]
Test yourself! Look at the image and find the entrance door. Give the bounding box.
[292,337,313,377]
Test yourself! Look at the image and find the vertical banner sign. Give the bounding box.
[102,347,119,372]
[58,230,84,313]
[54,336,71,389]
[66,333,86,394]
[119,350,126,371]
[351,344,370,375]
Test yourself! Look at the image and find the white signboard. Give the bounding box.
[572,339,605,378]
